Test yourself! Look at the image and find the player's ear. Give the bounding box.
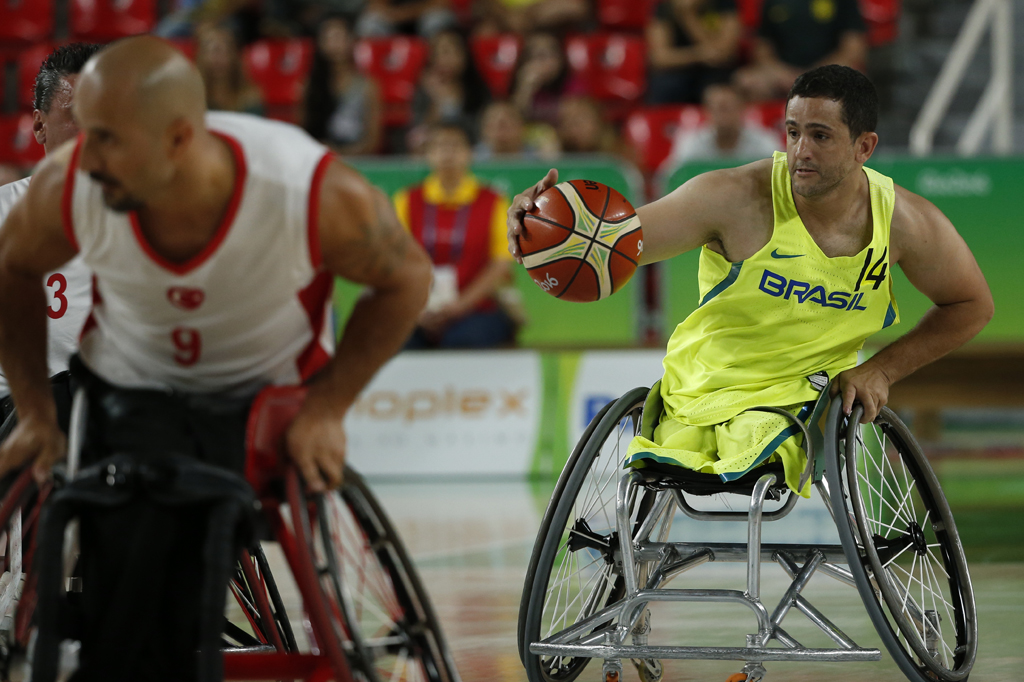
[32,110,46,147]
[165,117,194,160]
[854,131,878,165]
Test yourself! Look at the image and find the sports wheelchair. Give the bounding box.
[0,387,460,682]
[518,382,977,682]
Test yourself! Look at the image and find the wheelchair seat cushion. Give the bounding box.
[626,398,813,497]
[635,458,790,497]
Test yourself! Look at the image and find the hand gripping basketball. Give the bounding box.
[516,179,643,302]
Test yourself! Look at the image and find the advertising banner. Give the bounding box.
[568,350,665,447]
[346,351,542,476]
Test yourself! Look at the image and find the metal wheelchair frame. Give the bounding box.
[522,382,977,682]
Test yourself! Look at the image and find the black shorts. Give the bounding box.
[70,355,253,474]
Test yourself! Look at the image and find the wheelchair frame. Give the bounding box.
[0,388,460,682]
[520,384,977,682]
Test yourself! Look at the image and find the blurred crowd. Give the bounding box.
[1,0,882,184]
[0,0,886,349]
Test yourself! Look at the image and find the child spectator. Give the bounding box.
[195,24,265,115]
[734,0,867,100]
[303,15,383,155]
[474,101,534,159]
[556,96,623,156]
[393,123,516,348]
[510,32,586,126]
[658,83,780,176]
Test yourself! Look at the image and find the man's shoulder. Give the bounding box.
[692,157,774,201]
[206,111,328,170]
[889,183,945,258]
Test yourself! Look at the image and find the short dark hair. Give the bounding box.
[34,43,103,113]
[786,65,878,140]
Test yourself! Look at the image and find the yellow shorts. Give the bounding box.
[624,403,812,497]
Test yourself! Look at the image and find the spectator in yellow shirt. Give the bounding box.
[393,123,516,348]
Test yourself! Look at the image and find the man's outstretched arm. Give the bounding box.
[505,163,769,267]
[0,150,78,481]
[286,160,432,492]
[834,186,994,422]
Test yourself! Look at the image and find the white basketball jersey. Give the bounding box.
[64,112,335,395]
[0,176,93,396]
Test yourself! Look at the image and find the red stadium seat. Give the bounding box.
[566,33,646,119]
[353,37,428,127]
[470,34,522,99]
[0,113,44,168]
[736,0,764,32]
[17,42,55,110]
[597,0,656,31]
[622,105,705,175]
[859,0,900,45]
[69,0,157,42]
[733,0,765,61]
[243,38,313,109]
[0,0,55,46]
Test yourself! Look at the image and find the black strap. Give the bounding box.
[31,453,258,682]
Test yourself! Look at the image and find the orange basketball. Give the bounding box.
[517,180,643,302]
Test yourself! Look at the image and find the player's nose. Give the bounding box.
[791,135,814,160]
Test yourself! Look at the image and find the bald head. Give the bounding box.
[72,37,214,212]
[78,36,207,133]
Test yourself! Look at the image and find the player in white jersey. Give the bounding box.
[0,43,100,428]
[0,38,432,680]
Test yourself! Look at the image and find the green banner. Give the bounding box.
[663,157,1024,343]
[339,155,645,346]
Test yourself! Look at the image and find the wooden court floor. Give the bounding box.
[372,478,1024,682]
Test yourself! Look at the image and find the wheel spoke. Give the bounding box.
[889,561,956,616]
[315,480,448,682]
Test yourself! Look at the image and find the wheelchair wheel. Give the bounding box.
[520,387,650,682]
[517,394,618,666]
[0,469,33,665]
[825,403,977,682]
[310,467,459,682]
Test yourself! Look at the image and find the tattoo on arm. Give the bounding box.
[337,192,410,285]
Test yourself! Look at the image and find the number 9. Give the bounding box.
[171,327,202,366]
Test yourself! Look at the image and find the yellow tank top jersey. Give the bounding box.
[625,153,900,495]
[661,151,900,426]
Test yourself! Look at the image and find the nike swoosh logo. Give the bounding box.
[771,249,804,259]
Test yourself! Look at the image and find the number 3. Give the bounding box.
[172,327,202,366]
[46,273,68,320]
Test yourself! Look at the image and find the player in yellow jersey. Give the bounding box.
[507,65,993,495]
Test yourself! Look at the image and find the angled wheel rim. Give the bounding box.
[844,410,976,681]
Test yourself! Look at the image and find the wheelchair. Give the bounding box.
[0,387,461,682]
[518,382,977,682]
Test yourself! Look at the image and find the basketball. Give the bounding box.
[517,180,643,302]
